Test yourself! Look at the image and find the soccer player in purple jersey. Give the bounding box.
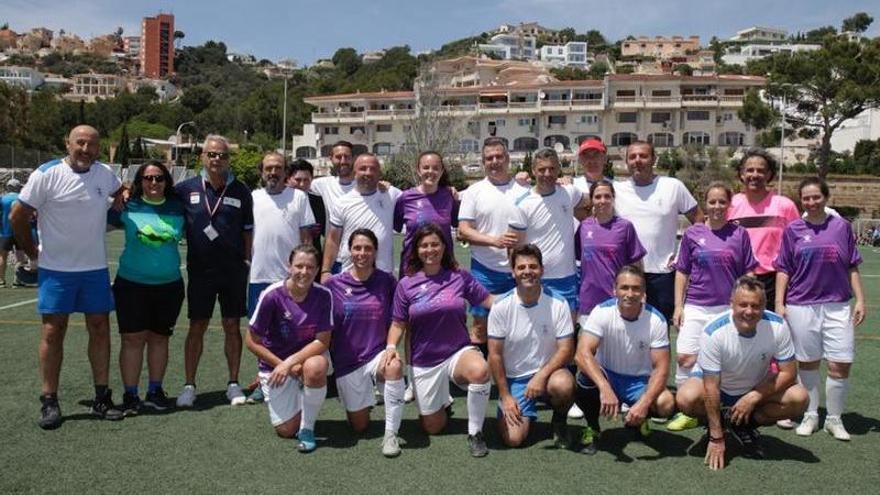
[668,183,757,431]
[387,223,494,457]
[245,245,332,453]
[775,178,867,441]
[325,229,405,457]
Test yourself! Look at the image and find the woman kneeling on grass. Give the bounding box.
[246,244,332,453]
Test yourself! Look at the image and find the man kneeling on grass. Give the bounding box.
[488,244,576,448]
[676,276,808,470]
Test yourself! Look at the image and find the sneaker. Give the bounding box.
[226,382,246,406]
[298,428,317,453]
[403,382,414,403]
[795,414,819,437]
[91,390,124,421]
[144,389,172,411]
[638,419,652,438]
[667,412,699,431]
[246,386,264,404]
[38,395,62,430]
[723,410,762,458]
[824,416,851,441]
[176,384,196,408]
[567,403,584,419]
[382,430,401,458]
[467,432,489,458]
[578,426,598,455]
[776,419,797,430]
[121,392,141,417]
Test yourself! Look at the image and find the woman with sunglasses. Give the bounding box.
[108,161,185,415]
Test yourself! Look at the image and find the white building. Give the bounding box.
[0,66,44,90]
[539,42,588,68]
[831,108,880,153]
[730,26,788,42]
[722,43,821,66]
[479,33,537,61]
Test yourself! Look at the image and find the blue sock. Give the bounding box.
[124,385,139,396]
[148,381,163,394]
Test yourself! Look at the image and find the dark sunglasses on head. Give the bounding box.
[205,151,230,159]
[142,175,166,183]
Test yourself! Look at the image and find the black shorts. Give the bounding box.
[1,236,17,252]
[113,276,185,336]
[645,272,675,323]
[756,272,777,313]
[186,267,248,320]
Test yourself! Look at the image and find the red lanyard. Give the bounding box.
[203,179,228,218]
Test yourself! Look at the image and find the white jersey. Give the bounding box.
[250,187,316,283]
[458,178,529,272]
[488,288,574,378]
[698,310,795,396]
[311,175,355,219]
[509,185,581,279]
[572,176,609,197]
[614,176,697,274]
[582,299,669,377]
[329,187,401,273]
[19,159,121,272]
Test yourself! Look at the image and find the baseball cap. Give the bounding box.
[578,139,606,155]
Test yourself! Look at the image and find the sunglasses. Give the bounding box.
[142,175,166,183]
[205,151,230,159]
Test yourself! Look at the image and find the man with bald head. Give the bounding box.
[11,125,125,429]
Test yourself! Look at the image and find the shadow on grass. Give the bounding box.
[841,412,880,435]
[590,427,693,463]
[686,430,821,467]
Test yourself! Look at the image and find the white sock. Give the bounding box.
[799,368,820,415]
[466,382,491,436]
[675,363,693,388]
[383,378,405,433]
[300,385,326,431]
[825,376,849,418]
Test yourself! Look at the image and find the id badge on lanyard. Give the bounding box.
[203,180,228,241]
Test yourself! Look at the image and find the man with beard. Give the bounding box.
[311,141,356,274]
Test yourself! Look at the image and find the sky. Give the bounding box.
[1,0,878,65]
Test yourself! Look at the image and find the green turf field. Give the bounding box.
[1,233,878,494]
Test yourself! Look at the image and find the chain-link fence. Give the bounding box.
[0,144,57,171]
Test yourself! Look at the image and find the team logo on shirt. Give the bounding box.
[96,186,103,196]
[698,237,706,246]
[417,200,423,207]
[760,352,768,362]
[639,341,646,350]
[345,287,353,296]
[803,235,812,243]
[283,310,292,320]
[586,230,594,239]
[541,324,549,335]
[420,283,429,292]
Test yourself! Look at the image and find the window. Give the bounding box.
[518,118,536,126]
[579,114,599,124]
[652,90,672,97]
[376,124,392,133]
[547,115,567,125]
[718,132,745,146]
[647,133,674,147]
[467,121,480,134]
[651,112,672,124]
[617,112,637,123]
[513,137,539,152]
[459,139,479,153]
[722,113,734,122]
[683,132,710,145]
[322,126,339,135]
[543,135,570,149]
[611,132,638,146]
[373,143,392,155]
[492,119,506,127]
[616,90,636,97]
[350,126,365,135]
[687,111,710,121]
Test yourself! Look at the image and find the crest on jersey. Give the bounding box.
[417,200,423,207]
[639,341,646,350]
[760,352,767,361]
[587,230,594,239]
[698,238,706,246]
[803,235,812,243]
[420,283,428,292]
[345,287,353,296]
[541,324,549,335]
[283,311,292,320]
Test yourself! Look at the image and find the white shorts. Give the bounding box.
[336,351,383,412]
[676,304,728,356]
[785,302,854,363]
[412,346,475,415]
[259,372,302,427]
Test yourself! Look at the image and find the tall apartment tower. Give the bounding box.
[140,13,174,78]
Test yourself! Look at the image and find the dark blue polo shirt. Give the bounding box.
[175,172,253,274]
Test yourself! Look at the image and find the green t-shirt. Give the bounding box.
[110,196,185,285]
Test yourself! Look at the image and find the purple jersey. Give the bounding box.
[248,282,334,372]
[325,270,397,377]
[394,187,457,276]
[576,216,646,315]
[675,223,758,306]
[775,216,862,304]
[392,268,489,367]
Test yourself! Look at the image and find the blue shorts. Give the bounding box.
[331,261,342,275]
[38,268,114,315]
[469,258,514,317]
[721,391,744,408]
[496,374,548,420]
[577,369,648,407]
[543,275,578,312]
[247,282,272,319]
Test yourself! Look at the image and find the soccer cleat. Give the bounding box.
[144,389,172,411]
[467,432,489,458]
[823,416,851,441]
[382,430,401,458]
[39,395,62,430]
[297,428,317,453]
[638,419,652,438]
[795,414,819,437]
[226,382,246,406]
[578,426,599,455]
[176,384,196,408]
[667,412,699,431]
[776,419,797,429]
[91,390,124,421]
[121,392,142,417]
[403,381,414,403]
[567,403,584,419]
[246,386,264,404]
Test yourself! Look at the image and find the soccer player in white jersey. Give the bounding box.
[675,276,808,469]
[614,141,702,322]
[457,138,528,356]
[11,125,125,429]
[310,141,355,246]
[321,153,401,281]
[488,244,576,448]
[573,265,675,454]
[509,148,586,315]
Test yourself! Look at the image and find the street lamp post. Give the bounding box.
[281,77,289,156]
[778,93,786,192]
[175,121,196,165]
